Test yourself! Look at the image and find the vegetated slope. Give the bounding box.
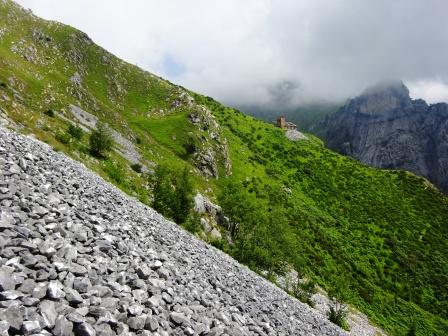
[0,1,447,335]
[195,95,448,335]
[0,126,347,336]
[315,81,448,193]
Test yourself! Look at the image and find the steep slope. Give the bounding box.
[316,81,448,192]
[0,126,346,336]
[0,1,447,335]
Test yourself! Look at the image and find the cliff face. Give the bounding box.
[317,81,448,192]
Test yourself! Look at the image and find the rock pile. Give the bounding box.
[0,127,344,336]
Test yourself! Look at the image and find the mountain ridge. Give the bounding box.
[316,81,448,192]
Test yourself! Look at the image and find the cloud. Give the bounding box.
[408,80,448,103]
[15,0,448,108]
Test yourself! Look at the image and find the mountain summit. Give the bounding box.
[317,81,448,192]
[354,81,412,115]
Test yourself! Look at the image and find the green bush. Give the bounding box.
[130,163,142,173]
[183,213,202,233]
[89,122,113,158]
[44,109,55,117]
[55,131,70,144]
[104,160,125,184]
[327,300,349,330]
[68,124,83,140]
[152,165,192,224]
[293,279,317,307]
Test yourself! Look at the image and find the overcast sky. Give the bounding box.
[15,0,448,108]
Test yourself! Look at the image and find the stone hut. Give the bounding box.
[277,116,297,130]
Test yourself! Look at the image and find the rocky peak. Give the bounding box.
[317,81,448,193]
[347,80,412,116]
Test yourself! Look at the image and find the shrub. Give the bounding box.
[183,213,201,233]
[152,165,192,224]
[293,279,317,307]
[89,122,113,158]
[44,109,55,117]
[68,124,83,140]
[55,131,70,144]
[327,300,349,330]
[130,163,142,173]
[104,160,125,184]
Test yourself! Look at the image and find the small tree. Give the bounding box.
[130,163,142,173]
[44,109,55,117]
[293,277,317,307]
[68,124,84,140]
[173,167,193,223]
[327,277,351,330]
[89,122,113,158]
[152,165,193,224]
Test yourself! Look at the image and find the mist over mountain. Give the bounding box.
[239,102,340,132]
[15,0,448,108]
[316,81,448,192]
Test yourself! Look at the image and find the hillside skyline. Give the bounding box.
[15,0,448,109]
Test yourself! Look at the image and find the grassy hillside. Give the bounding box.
[0,1,447,335]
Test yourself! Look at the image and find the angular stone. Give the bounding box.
[21,320,41,335]
[47,281,65,299]
[144,316,159,332]
[32,282,48,299]
[0,211,14,229]
[127,304,143,316]
[0,305,23,333]
[0,267,15,291]
[0,290,23,300]
[100,297,119,310]
[53,315,73,336]
[170,312,190,326]
[39,300,57,328]
[0,321,9,336]
[66,312,85,324]
[73,277,91,294]
[136,265,151,280]
[184,327,195,336]
[65,288,83,304]
[70,264,88,276]
[94,323,114,336]
[22,296,40,307]
[18,279,36,294]
[151,260,163,269]
[128,315,147,330]
[74,322,96,336]
[54,262,69,272]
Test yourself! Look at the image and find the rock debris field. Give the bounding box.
[0,127,345,336]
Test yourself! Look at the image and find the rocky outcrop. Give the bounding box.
[189,106,232,178]
[316,81,448,192]
[285,129,308,141]
[0,126,344,335]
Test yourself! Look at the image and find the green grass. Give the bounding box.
[1,1,447,334]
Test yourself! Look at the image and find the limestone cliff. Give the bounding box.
[316,81,448,192]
